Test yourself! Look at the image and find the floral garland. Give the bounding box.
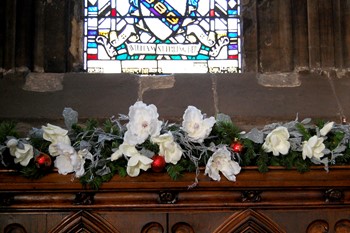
[0,101,350,189]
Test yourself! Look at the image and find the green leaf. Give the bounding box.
[166,163,185,180]
[20,163,50,180]
[257,151,269,173]
[296,123,311,140]
[212,121,240,145]
[0,121,18,143]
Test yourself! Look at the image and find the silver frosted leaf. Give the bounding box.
[216,113,232,123]
[96,166,111,176]
[29,127,43,138]
[140,148,155,158]
[283,121,297,129]
[17,141,25,150]
[97,134,116,144]
[333,145,347,153]
[79,140,91,151]
[301,118,312,124]
[289,130,303,138]
[289,137,302,151]
[242,128,264,144]
[62,107,78,130]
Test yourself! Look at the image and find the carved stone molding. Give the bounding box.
[306,220,329,233]
[73,192,95,205]
[241,190,262,202]
[324,189,343,203]
[158,191,178,204]
[141,222,164,233]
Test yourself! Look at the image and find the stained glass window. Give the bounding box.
[84,0,241,74]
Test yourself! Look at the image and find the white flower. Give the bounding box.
[151,132,183,164]
[320,121,334,136]
[74,149,91,178]
[182,106,216,143]
[110,143,140,161]
[123,101,162,145]
[52,142,86,177]
[42,123,71,156]
[205,147,241,181]
[262,126,290,156]
[6,139,34,166]
[302,135,326,160]
[110,143,153,177]
[127,154,153,177]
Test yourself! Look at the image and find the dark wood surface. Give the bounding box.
[1,166,350,232]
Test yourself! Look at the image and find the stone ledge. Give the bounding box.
[0,72,349,130]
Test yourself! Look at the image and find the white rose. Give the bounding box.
[320,121,334,136]
[182,106,216,143]
[53,142,85,177]
[151,132,183,164]
[302,135,325,160]
[6,139,34,166]
[205,147,241,181]
[123,101,162,145]
[42,124,71,156]
[262,126,290,156]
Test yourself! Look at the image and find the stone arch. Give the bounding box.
[49,210,120,233]
[213,209,285,233]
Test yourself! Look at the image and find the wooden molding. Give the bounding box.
[213,209,285,233]
[49,210,120,233]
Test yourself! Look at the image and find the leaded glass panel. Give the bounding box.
[84,0,241,74]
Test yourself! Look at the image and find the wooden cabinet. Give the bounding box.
[1,167,350,233]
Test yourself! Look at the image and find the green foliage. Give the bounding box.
[103,119,120,135]
[334,147,350,164]
[166,159,196,180]
[29,137,50,154]
[21,163,50,179]
[240,139,257,166]
[141,139,159,154]
[296,123,312,140]
[212,121,240,145]
[85,119,99,130]
[166,163,185,180]
[326,131,344,151]
[256,151,269,173]
[0,121,18,143]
